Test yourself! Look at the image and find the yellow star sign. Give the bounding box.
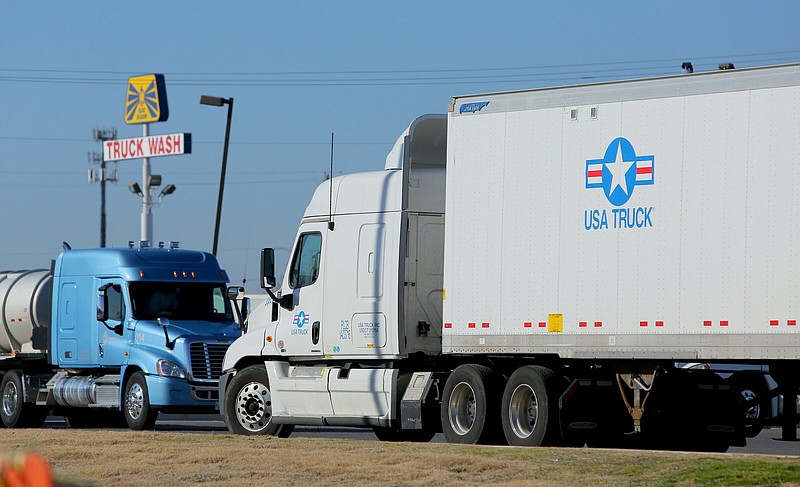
[125,74,169,124]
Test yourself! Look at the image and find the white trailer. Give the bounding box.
[221,64,800,450]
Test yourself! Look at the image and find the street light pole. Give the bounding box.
[200,95,234,257]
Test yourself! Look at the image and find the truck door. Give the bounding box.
[275,226,326,357]
[97,278,130,368]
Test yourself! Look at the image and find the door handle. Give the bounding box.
[312,321,320,345]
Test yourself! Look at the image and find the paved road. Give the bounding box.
[44,414,798,456]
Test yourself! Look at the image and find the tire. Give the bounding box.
[730,371,769,438]
[1,371,47,428]
[224,365,294,437]
[440,364,504,445]
[373,426,436,443]
[501,366,561,447]
[124,372,158,430]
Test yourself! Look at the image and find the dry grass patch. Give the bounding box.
[0,429,798,486]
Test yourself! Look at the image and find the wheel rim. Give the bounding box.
[741,389,761,420]
[235,381,272,432]
[508,383,539,439]
[2,381,18,418]
[448,381,477,435]
[126,383,145,420]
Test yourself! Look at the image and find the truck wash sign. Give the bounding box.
[584,137,654,230]
[103,133,191,162]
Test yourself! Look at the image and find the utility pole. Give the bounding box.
[88,127,118,247]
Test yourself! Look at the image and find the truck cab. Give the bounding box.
[220,115,447,435]
[0,244,241,430]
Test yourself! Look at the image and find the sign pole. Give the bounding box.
[141,122,152,245]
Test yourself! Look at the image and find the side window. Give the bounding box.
[289,232,322,289]
[212,287,226,313]
[108,284,125,321]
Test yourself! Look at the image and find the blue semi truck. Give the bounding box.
[0,243,241,430]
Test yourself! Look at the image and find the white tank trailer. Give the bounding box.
[0,270,51,354]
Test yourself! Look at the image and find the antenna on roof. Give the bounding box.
[328,132,335,231]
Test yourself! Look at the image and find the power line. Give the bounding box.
[0,50,798,87]
[2,49,799,76]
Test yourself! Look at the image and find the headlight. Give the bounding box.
[157,359,186,378]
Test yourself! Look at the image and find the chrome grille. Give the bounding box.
[189,342,229,380]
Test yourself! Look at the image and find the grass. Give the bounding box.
[0,429,798,486]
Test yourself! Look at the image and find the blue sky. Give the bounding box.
[2,1,799,284]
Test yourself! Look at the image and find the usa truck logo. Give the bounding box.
[293,311,309,328]
[584,138,655,231]
[291,311,310,336]
[585,137,653,206]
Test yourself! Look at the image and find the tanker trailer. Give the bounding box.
[0,270,52,355]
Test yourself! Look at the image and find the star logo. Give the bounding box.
[585,138,654,206]
[293,311,309,328]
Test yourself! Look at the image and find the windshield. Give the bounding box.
[129,282,234,322]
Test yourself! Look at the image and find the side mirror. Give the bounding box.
[157,317,174,350]
[227,286,244,300]
[96,294,109,322]
[260,248,276,290]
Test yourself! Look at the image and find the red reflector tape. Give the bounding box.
[444,323,452,329]
[482,322,490,328]
[655,321,664,327]
[539,322,546,328]
[468,322,476,329]
[720,321,728,327]
[704,321,712,327]
[770,320,779,327]
[640,321,648,327]
[789,320,797,327]
[524,322,532,328]
[579,321,587,328]
[594,321,602,328]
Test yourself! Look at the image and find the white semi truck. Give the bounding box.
[220,63,800,450]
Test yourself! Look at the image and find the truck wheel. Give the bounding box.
[224,365,294,437]
[440,364,504,444]
[124,372,158,430]
[1,371,46,428]
[501,365,561,446]
[730,371,769,438]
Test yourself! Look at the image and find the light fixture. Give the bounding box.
[159,184,176,199]
[200,94,234,257]
[128,182,143,196]
[148,174,162,187]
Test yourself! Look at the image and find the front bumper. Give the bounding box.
[146,374,219,409]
